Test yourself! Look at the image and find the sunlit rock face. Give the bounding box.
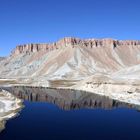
[1,37,140,81]
[0,89,22,132]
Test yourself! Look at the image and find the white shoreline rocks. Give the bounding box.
[75,84,140,107]
[69,74,140,107]
[0,89,23,132]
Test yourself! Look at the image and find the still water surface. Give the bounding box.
[1,86,140,140]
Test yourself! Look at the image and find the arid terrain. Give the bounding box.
[1,37,140,105]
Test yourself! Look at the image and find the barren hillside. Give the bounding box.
[1,37,140,81]
[1,37,140,105]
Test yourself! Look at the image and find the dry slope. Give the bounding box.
[1,37,140,105]
[1,37,140,81]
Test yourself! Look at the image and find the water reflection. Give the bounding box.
[0,121,5,132]
[3,86,136,110]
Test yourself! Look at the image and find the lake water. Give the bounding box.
[1,86,140,140]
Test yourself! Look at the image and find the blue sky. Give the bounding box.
[0,0,140,56]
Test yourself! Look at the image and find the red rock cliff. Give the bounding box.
[11,37,140,56]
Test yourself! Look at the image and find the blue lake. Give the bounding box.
[1,87,140,140]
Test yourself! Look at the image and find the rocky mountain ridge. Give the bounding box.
[11,37,140,55]
[0,37,139,81]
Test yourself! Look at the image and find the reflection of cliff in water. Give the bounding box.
[0,121,5,132]
[3,86,134,110]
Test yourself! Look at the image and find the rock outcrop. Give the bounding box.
[11,37,140,56]
[0,89,22,132]
[0,38,140,80]
[0,37,139,81]
[0,38,138,79]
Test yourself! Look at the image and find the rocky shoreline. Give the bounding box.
[0,89,23,132]
[2,80,140,108]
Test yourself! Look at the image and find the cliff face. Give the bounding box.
[1,37,140,83]
[11,37,80,55]
[11,37,140,56]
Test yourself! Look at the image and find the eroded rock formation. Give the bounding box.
[1,37,140,81]
[11,37,140,56]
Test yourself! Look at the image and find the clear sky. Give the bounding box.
[0,0,140,56]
